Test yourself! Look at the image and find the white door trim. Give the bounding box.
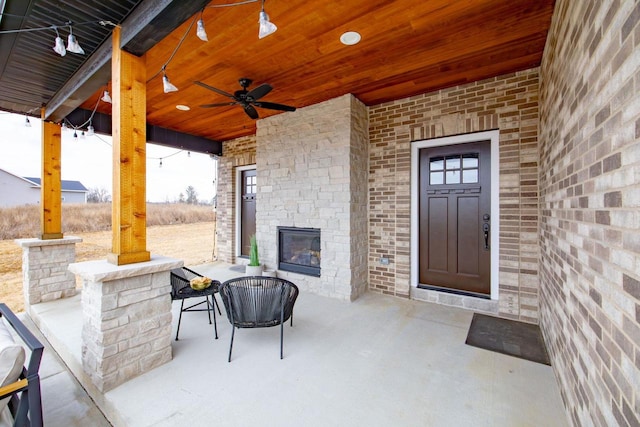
[410,130,500,300]
[235,164,256,259]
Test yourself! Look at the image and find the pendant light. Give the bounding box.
[101,90,112,103]
[66,27,85,54]
[258,0,277,39]
[53,28,66,56]
[196,9,208,42]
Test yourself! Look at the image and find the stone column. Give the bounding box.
[69,256,182,392]
[15,237,82,306]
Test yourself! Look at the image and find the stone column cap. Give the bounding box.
[69,256,184,282]
[15,236,83,247]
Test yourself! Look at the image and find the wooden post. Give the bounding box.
[107,26,150,265]
[40,110,63,240]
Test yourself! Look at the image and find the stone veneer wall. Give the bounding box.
[216,135,256,263]
[256,94,369,300]
[368,69,540,321]
[538,1,640,426]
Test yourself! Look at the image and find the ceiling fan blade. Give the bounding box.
[194,81,235,98]
[246,83,272,101]
[200,102,238,108]
[243,104,259,119]
[254,101,296,112]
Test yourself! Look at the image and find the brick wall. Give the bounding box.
[369,69,541,321]
[216,135,256,262]
[538,1,640,426]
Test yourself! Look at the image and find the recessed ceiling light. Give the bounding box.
[340,31,361,46]
[176,105,190,111]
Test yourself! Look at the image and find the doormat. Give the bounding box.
[465,313,551,365]
[228,265,246,272]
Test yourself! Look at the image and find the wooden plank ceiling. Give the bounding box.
[81,0,556,142]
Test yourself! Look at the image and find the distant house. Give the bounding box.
[0,168,88,207]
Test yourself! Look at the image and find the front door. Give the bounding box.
[418,140,491,296]
[240,169,256,257]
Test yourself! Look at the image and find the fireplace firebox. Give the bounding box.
[278,227,321,277]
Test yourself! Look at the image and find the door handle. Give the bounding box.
[482,222,490,250]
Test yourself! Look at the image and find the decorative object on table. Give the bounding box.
[189,276,212,290]
[245,234,264,276]
[170,267,222,340]
[219,276,299,362]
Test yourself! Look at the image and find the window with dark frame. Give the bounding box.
[429,153,479,185]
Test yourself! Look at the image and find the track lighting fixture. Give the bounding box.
[80,130,86,139]
[258,0,277,39]
[66,27,85,54]
[101,90,112,103]
[24,116,31,127]
[61,121,67,131]
[159,158,163,168]
[53,28,66,56]
[163,72,178,93]
[87,124,95,136]
[73,130,78,139]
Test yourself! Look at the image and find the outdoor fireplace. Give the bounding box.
[278,227,321,277]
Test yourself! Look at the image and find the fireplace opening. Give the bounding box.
[278,227,320,277]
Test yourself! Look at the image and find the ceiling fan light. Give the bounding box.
[196,19,208,42]
[258,11,277,39]
[101,90,112,103]
[53,36,66,56]
[163,75,178,93]
[66,28,85,54]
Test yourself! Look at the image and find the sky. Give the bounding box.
[0,112,218,203]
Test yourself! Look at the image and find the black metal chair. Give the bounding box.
[170,267,222,340]
[219,276,299,362]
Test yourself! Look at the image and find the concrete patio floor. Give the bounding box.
[28,261,569,427]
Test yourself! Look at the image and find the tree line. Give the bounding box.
[87,185,214,205]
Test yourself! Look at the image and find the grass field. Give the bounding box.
[0,204,217,313]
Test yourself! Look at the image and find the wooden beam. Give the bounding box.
[107,27,150,266]
[40,109,63,240]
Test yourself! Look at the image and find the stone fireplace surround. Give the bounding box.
[218,94,369,301]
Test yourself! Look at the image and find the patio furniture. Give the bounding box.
[219,276,299,362]
[170,267,222,340]
[0,303,44,427]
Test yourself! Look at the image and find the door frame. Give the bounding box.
[235,164,256,259]
[410,130,500,300]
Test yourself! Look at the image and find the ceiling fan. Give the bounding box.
[194,78,296,119]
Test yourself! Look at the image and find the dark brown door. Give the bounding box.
[240,169,256,257]
[419,140,491,296]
